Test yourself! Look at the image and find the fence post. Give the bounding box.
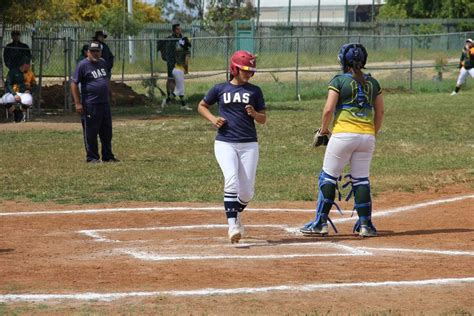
[67,37,73,112]
[295,36,300,101]
[149,39,155,99]
[225,37,230,81]
[63,37,69,112]
[121,37,125,82]
[318,29,322,55]
[409,36,413,91]
[38,42,44,115]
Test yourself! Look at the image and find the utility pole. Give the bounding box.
[287,0,291,26]
[256,0,260,31]
[371,0,375,24]
[128,0,134,63]
[317,0,321,26]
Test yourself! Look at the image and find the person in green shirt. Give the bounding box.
[451,39,474,95]
[300,43,385,238]
[0,59,34,122]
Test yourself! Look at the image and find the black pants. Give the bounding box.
[81,103,115,162]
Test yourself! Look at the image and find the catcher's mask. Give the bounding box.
[338,43,368,72]
[230,50,257,78]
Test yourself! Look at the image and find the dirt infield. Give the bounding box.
[1,188,473,315]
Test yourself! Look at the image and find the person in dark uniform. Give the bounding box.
[70,41,119,163]
[158,36,192,112]
[92,30,114,77]
[158,23,183,106]
[3,30,32,70]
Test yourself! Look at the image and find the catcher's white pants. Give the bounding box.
[322,133,375,179]
[214,141,259,203]
[172,68,185,96]
[1,93,33,106]
[456,67,474,86]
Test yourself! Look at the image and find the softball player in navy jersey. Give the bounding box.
[300,43,384,238]
[198,50,267,244]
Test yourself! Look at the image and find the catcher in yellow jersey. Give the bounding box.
[300,43,385,238]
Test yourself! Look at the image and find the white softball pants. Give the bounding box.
[322,133,376,179]
[214,140,259,203]
[172,68,185,96]
[1,93,33,106]
[456,67,474,86]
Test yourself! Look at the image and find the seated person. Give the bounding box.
[0,59,35,122]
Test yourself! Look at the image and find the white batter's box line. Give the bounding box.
[1,194,473,217]
[78,224,292,243]
[116,242,371,261]
[356,246,474,256]
[1,277,473,302]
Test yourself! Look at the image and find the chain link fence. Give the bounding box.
[1,31,473,113]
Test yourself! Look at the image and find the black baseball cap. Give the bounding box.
[94,30,108,39]
[172,23,180,31]
[88,41,102,51]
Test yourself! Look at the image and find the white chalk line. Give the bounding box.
[78,224,292,243]
[1,277,473,302]
[120,250,367,261]
[117,243,474,261]
[1,194,473,217]
[118,242,370,261]
[357,246,474,256]
[78,222,474,261]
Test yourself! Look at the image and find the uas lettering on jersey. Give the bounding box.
[223,92,250,104]
[91,68,107,79]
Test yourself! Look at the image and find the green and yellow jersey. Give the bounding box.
[175,47,189,71]
[5,68,26,95]
[328,73,382,135]
[460,47,474,70]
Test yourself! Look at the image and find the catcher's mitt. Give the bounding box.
[312,128,331,147]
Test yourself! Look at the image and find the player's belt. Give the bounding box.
[336,103,372,111]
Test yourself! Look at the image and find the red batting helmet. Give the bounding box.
[230,50,257,77]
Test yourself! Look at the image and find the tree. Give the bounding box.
[0,0,162,25]
[204,0,257,36]
[159,0,203,24]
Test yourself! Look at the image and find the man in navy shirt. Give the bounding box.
[71,41,119,163]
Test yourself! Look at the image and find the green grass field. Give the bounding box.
[0,91,473,205]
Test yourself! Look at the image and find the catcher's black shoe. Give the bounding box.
[300,222,329,235]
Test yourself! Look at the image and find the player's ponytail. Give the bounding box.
[351,67,366,85]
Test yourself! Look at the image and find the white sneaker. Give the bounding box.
[450,91,457,96]
[181,105,192,111]
[228,227,242,244]
[228,213,245,244]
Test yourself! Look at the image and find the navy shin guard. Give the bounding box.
[301,170,343,233]
[343,175,376,233]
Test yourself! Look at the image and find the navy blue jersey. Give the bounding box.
[73,58,109,105]
[204,82,266,143]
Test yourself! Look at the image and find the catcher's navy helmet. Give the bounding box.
[230,50,257,77]
[338,43,368,71]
